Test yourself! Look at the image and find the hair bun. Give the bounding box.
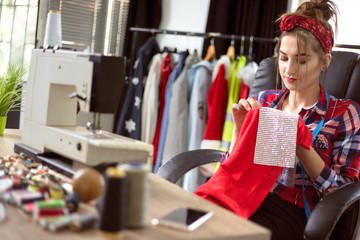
[295,0,338,34]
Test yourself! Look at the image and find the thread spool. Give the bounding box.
[65,192,82,213]
[98,167,126,238]
[118,163,149,228]
[46,215,73,232]
[44,10,62,48]
[70,213,98,231]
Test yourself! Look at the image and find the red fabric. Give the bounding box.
[195,108,313,219]
[280,15,334,53]
[239,82,250,100]
[203,64,228,141]
[256,86,360,209]
[152,53,172,166]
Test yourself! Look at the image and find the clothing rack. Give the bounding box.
[129,27,278,44]
[130,27,360,50]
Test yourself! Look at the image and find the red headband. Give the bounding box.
[280,15,334,53]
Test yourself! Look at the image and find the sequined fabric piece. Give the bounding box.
[254,107,299,168]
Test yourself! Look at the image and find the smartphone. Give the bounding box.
[152,207,213,231]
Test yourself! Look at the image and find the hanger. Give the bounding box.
[204,38,216,61]
[247,36,254,62]
[240,36,245,57]
[161,46,177,54]
[226,36,235,62]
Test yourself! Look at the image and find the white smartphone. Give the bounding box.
[152,207,213,231]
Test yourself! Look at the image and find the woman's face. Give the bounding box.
[278,34,325,93]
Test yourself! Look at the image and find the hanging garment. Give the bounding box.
[153,51,189,173]
[220,56,246,151]
[141,53,162,143]
[152,53,174,166]
[182,60,214,193]
[200,55,231,149]
[161,52,201,164]
[187,60,214,151]
[194,107,313,219]
[115,37,160,139]
[238,61,258,100]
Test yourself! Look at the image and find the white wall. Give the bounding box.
[332,0,360,47]
[288,0,304,11]
[156,0,210,56]
[289,0,360,53]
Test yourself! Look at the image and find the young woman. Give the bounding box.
[196,0,360,239]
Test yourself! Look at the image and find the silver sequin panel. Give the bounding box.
[254,107,299,168]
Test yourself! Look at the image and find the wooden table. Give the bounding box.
[0,129,271,240]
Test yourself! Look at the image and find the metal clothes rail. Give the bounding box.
[129,27,278,44]
[130,27,360,50]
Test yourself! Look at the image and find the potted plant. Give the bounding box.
[0,63,26,135]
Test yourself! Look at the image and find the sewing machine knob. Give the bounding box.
[76,142,82,151]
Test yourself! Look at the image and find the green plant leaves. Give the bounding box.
[0,63,26,116]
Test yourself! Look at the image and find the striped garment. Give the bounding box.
[253,84,360,209]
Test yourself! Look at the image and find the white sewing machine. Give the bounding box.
[18,49,153,169]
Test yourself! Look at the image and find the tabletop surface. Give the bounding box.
[0,129,271,240]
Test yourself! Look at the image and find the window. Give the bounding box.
[38,0,130,55]
[332,0,360,53]
[290,0,360,53]
[0,0,38,75]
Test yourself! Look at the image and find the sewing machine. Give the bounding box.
[16,49,153,170]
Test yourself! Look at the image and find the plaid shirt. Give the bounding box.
[253,85,360,209]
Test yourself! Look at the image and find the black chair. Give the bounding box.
[157,51,360,240]
[156,149,224,184]
[249,51,360,104]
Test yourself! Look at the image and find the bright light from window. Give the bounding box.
[290,0,360,53]
[104,0,114,55]
[333,0,360,46]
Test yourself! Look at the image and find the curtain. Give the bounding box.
[122,0,162,76]
[202,0,287,64]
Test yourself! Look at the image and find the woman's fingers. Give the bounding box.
[231,103,242,111]
[230,98,261,148]
[247,98,261,109]
[238,98,260,111]
[238,99,250,110]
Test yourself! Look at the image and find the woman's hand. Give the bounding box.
[231,98,261,133]
[229,97,261,153]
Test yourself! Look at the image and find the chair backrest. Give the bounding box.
[156,149,224,184]
[249,51,360,105]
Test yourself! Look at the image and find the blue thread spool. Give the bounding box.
[65,192,82,213]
